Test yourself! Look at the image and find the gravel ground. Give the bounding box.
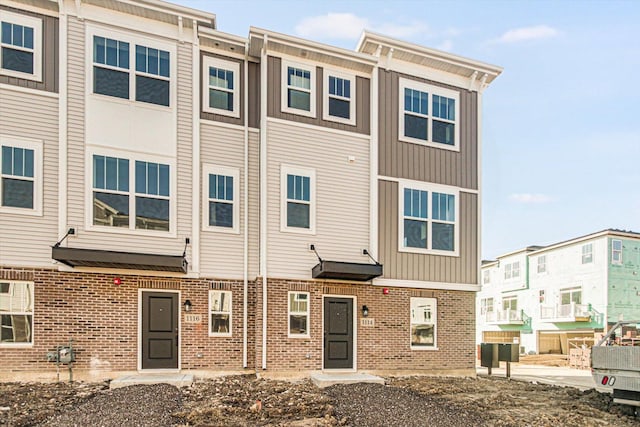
[0,374,637,426]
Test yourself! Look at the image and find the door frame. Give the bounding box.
[138,289,181,372]
[321,294,357,372]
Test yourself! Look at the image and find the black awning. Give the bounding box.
[52,247,188,273]
[312,260,383,281]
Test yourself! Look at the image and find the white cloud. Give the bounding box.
[509,193,553,204]
[496,25,559,43]
[374,21,429,39]
[294,13,368,40]
[437,39,454,51]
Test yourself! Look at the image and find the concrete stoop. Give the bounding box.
[109,373,194,389]
[310,372,385,388]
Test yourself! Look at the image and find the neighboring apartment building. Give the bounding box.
[477,229,640,355]
[0,0,501,379]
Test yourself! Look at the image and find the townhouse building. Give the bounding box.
[477,229,640,355]
[0,0,501,379]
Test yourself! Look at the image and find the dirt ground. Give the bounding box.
[0,373,637,427]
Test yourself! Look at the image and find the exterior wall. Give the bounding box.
[0,5,59,93]
[264,278,476,373]
[266,56,370,135]
[266,120,371,279]
[0,87,58,267]
[608,237,640,323]
[0,268,251,376]
[378,180,477,283]
[378,69,477,189]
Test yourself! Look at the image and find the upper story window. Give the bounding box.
[0,137,42,215]
[323,70,355,125]
[288,292,310,338]
[92,32,172,107]
[502,296,517,311]
[281,165,316,234]
[480,297,494,315]
[0,281,33,346]
[91,153,173,234]
[504,261,520,279]
[400,182,458,256]
[537,255,547,273]
[560,287,581,305]
[581,243,593,264]
[611,239,622,265]
[410,297,437,349]
[482,270,490,284]
[202,165,239,233]
[0,10,42,81]
[202,56,240,118]
[398,78,460,151]
[281,60,316,118]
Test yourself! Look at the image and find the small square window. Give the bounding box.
[288,292,310,338]
[0,11,42,81]
[202,56,240,118]
[281,60,316,118]
[209,290,232,336]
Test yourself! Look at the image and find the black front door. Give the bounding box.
[324,297,354,369]
[142,291,178,369]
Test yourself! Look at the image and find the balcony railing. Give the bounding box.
[484,309,525,325]
[539,303,592,322]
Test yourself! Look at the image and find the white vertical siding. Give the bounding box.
[0,88,58,266]
[266,120,371,279]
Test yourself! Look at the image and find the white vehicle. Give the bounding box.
[591,321,640,408]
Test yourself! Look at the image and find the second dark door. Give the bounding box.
[142,291,178,369]
[324,297,354,369]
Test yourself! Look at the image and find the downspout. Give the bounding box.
[260,35,268,370]
[191,20,200,275]
[242,42,249,369]
[57,0,68,245]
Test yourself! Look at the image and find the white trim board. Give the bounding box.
[373,278,480,292]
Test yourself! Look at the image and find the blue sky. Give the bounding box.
[178,0,640,259]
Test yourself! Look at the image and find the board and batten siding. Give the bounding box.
[199,123,259,279]
[0,88,58,266]
[378,180,478,284]
[64,17,192,266]
[378,69,478,190]
[266,56,370,135]
[266,120,370,279]
[0,5,59,93]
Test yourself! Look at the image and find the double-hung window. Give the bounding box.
[611,239,622,265]
[504,262,520,279]
[202,165,239,233]
[281,165,315,233]
[400,183,458,255]
[282,60,315,117]
[202,56,239,117]
[410,297,437,349]
[0,137,42,215]
[323,71,355,125]
[209,290,231,336]
[480,297,494,315]
[91,153,172,233]
[482,270,490,284]
[399,78,459,150]
[288,292,310,338]
[502,296,517,311]
[0,10,42,81]
[581,243,593,264]
[92,33,171,107]
[537,255,547,273]
[0,281,33,346]
[560,287,581,305]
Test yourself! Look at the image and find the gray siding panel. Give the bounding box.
[267,56,370,135]
[378,69,477,189]
[378,180,477,284]
[248,61,260,129]
[0,88,58,266]
[0,5,58,93]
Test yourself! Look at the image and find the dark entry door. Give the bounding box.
[142,291,178,369]
[324,297,354,369]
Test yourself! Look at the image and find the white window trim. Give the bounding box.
[502,295,518,311]
[410,297,437,350]
[209,290,232,337]
[281,59,316,118]
[398,180,459,256]
[0,280,34,348]
[482,270,490,284]
[398,77,460,152]
[582,243,593,264]
[0,135,43,216]
[280,164,316,235]
[288,291,310,339]
[0,10,42,82]
[202,56,240,118]
[84,147,177,237]
[537,255,547,274]
[611,239,623,265]
[559,287,582,305]
[202,164,240,234]
[85,24,176,109]
[322,69,356,126]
